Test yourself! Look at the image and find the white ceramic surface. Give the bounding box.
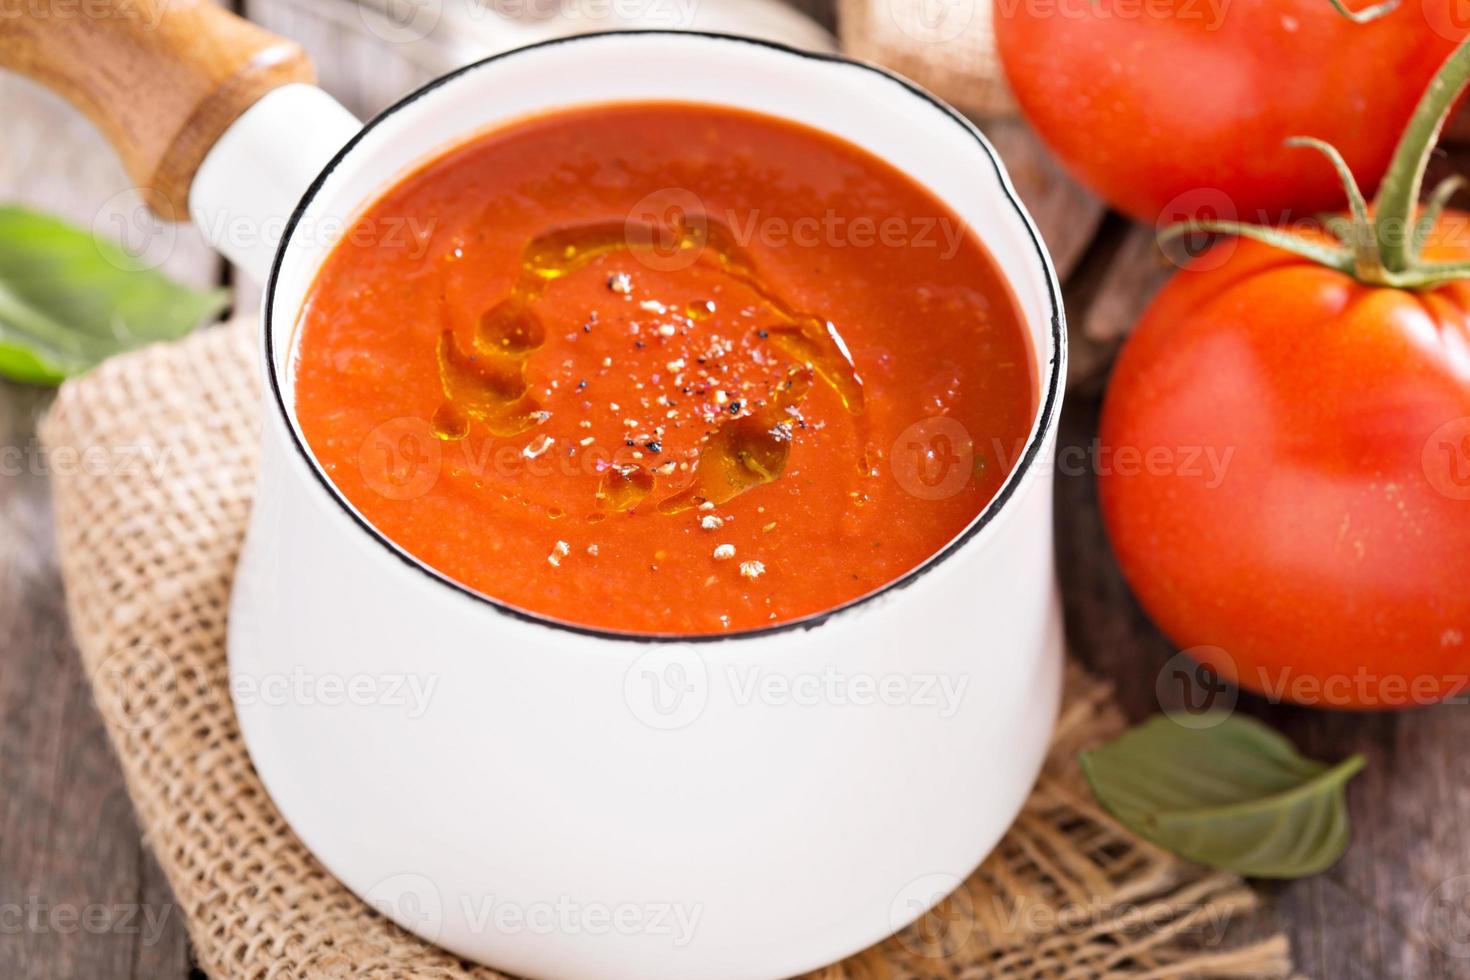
[207,32,1067,980]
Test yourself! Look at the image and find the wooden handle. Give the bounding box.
[0,0,315,220]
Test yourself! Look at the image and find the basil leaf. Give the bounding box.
[1080,713,1366,879]
[0,206,229,384]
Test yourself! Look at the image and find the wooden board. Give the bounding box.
[0,74,206,979]
[3,5,1470,979]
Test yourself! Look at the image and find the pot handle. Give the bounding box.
[0,0,315,220]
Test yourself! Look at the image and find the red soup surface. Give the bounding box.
[293,102,1036,635]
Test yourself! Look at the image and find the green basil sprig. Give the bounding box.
[0,206,229,384]
[1081,713,1366,879]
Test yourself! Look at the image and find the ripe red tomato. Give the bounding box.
[994,0,1468,223]
[1097,216,1470,709]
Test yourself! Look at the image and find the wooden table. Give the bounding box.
[2,4,1468,977]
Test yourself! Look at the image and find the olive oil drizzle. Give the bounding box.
[656,366,813,515]
[432,213,865,513]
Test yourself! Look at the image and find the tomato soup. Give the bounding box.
[293,102,1036,634]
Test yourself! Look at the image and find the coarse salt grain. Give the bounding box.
[739,560,765,579]
[713,544,736,561]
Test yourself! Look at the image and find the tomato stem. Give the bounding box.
[1374,36,1470,274]
[1158,221,1354,272]
[1325,0,1401,23]
[1413,174,1468,255]
[1159,32,1470,291]
[1286,137,1384,278]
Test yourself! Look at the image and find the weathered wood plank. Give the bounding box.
[0,382,194,980]
[1056,217,1172,391]
[246,0,433,119]
[0,73,206,980]
[978,117,1105,284]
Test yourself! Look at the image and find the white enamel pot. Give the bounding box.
[5,12,1066,979]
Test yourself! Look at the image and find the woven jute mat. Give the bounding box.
[39,317,1293,978]
[837,0,1013,119]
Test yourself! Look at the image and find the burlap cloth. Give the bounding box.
[838,0,1013,118]
[38,317,1294,978]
